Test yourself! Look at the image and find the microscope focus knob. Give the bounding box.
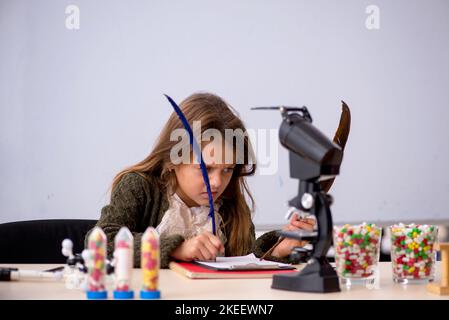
[301,193,314,210]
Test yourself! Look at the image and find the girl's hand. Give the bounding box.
[170,231,225,262]
[271,213,316,258]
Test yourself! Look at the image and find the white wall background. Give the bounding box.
[1,0,449,227]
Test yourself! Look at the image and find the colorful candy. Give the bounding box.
[333,223,382,281]
[140,227,161,299]
[390,223,438,283]
[84,227,108,299]
[113,227,134,299]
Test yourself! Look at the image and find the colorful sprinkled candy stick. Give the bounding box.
[140,227,161,299]
[84,227,108,299]
[390,223,438,284]
[113,227,134,299]
[333,223,382,287]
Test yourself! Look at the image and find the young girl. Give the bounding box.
[87,92,312,268]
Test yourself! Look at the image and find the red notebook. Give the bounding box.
[169,261,298,279]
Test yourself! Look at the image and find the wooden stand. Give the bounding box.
[427,243,449,295]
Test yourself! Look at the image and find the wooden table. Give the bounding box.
[1,262,448,300]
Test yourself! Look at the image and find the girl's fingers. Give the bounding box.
[291,216,315,226]
[284,213,300,231]
[302,218,316,226]
[289,213,299,224]
[285,224,300,231]
[203,232,225,253]
[289,214,316,227]
[200,237,220,259]
[196,244,211,261]
[291,220,314,231]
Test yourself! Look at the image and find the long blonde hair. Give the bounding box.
[111,92,256,255]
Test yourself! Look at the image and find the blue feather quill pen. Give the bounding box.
[164,94,216,235]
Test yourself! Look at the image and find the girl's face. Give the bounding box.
[173,141,235,207]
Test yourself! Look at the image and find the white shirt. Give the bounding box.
[156,193,227,246]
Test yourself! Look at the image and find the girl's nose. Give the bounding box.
[209,171,222,190]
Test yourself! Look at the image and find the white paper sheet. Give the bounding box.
[195,254,294,270]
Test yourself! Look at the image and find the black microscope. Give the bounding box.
[252,105,343,293]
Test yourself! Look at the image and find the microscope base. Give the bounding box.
[271,259,340,293]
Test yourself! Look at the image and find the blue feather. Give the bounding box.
[164,94,216,235]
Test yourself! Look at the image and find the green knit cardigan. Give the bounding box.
[85,172,287,268]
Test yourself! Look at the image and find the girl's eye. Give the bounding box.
[223,167,235,174]
[197,166,234,173]
[197,166,212,172]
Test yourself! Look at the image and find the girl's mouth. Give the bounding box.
[200,192,218,199]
